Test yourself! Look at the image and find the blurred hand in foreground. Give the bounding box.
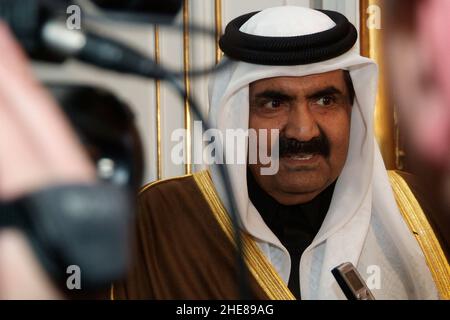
[0,22,95,299]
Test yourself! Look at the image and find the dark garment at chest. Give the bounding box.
[247,170,335,299]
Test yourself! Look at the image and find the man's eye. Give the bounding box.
[264,99,282,109]
[316,96,336,106]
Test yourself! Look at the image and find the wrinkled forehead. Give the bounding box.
[223,62,354,97]
[247,70,355,111]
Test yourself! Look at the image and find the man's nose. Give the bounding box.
[284,103,320,141]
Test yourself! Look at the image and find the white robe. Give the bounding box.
[207,6,439,300]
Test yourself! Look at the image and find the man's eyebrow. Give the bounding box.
[306,86,344,100]
[251,90,295,102]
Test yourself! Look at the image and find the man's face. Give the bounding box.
[248,70,352,205]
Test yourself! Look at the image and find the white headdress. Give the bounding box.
[208,6,437,299]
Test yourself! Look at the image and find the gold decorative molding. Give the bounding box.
[214,0,223,64]
[183,0,192,175]
[389,171,450,300]
[154,26,162,180]
[360,0,396,170]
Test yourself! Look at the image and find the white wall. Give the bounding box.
[33,0,359,186]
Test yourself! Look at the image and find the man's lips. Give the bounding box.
[281,153,321,164]
[286,153,314,160]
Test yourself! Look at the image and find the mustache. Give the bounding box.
[278,132,330,158]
